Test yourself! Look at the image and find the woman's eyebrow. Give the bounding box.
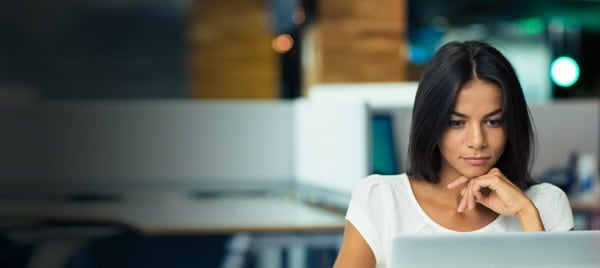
[451,108,502,118]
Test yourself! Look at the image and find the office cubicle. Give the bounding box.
[0,99,371,268]
[1,95,598,268]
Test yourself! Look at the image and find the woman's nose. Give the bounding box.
[467,124,487,149]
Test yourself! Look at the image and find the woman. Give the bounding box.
[333,40,574,268]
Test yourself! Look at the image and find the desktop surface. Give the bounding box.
[0,190,345,234]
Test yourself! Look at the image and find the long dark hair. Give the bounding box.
[406,40,536,190]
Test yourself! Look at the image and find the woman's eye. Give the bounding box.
[486,119,502,127]
[448,120,464,128]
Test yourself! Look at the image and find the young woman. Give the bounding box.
[333,40,574,268]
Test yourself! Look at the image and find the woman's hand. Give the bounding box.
[447,168,544,231]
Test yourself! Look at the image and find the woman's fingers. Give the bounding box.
[469,172,528,215]
[457,192,467,212]
[451,176,481,212]
[473,185,484,199]
[451,168,531,215]
[449,171,518,213]
[457,176,495,212]
[467,182,476,210]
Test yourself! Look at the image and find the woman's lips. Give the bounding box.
[462,156,491,166]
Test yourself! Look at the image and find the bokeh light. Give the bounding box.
[272,34,294,53]
[550,56,580,87]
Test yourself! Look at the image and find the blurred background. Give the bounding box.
[0,0,599,101]
[0,0,599,268]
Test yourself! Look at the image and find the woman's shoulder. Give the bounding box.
[351,173,412,199]
[357,173,410,188]
[525,182,571,211]
[526,182,568,199]
[526,182,574,231]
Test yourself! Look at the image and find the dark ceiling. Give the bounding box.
[410,0,600,31]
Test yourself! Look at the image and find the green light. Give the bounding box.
[518,18,544,35]
[550,56,580,87]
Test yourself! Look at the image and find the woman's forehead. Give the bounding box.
[453,80,503,114]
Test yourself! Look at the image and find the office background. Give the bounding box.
[0,0,599,268]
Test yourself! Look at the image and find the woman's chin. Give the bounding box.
[460,168,490,178]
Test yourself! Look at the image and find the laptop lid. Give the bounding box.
[391,231,600,268]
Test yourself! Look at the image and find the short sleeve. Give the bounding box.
[527,183,574,231]
[345,175,386,263]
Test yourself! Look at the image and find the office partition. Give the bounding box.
[294,99,370,195]
[0,100,296,192]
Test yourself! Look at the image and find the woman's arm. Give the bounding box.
[514,199,544,231]
[333,220,376,268]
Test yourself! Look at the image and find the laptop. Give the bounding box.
[390,231,600,268]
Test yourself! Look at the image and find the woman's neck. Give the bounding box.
[411,176,463,208]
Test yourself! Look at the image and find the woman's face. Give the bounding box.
[438,79,507,181]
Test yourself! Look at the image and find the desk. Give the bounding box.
[0,190,346,268]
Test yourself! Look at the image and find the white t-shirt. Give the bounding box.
[345,173,574,268]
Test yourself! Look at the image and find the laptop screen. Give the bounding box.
[391,231,600,268]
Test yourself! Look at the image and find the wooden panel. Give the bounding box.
[309,0,408,84]
[188,1,279,99]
